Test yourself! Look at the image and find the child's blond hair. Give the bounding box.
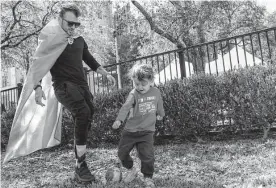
[128,63,155,82]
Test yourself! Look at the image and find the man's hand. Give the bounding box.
[35,87,46,107]
[157,115,163,121]
[107,74,116,88]
[96,66,116,88]
[112,120,121,129]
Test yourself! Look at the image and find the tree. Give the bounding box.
[74,1,115,66]
[1,1,115,75]
[1,1,59,75]
[265,11,276,27]
[131,0,266,73]
[1,1,58,50]
[106,2,149,87]
[2,38,36,74]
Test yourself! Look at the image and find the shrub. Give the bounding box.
[2,64,275,147]
[86,64,276,144]
[225,64,276,140]
[88,87,132,146]
[1,108,16,150]
[158,74,221,139]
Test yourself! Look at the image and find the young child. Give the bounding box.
[112,63,165,188]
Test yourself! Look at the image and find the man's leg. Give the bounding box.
[73,86,95,181]
[82,86,94,132]
[54,82,94,182]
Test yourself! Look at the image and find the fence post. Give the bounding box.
[1,103,6,113]
[17,83,23,100]
[178,50,186,79]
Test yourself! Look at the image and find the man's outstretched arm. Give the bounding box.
[95,66,116,87]
[82,39,116,87]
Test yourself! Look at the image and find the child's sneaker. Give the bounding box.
[123,167,138,183]
[144,177,155,188]
[75,161,95,182]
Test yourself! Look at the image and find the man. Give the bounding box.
[33,4,116,182]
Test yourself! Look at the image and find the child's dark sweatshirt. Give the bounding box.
[116,87,165,132]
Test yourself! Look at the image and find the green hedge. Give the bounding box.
[1,64,276,148]
[223,64,276,139]
[89,87,131,145]
[1,108,16,150]
[88,64,276,144]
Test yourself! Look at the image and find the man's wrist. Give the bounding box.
[33,84,42,90]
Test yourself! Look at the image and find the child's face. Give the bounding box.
[133,77,153,94]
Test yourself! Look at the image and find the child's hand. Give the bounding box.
[112,120,121,129]
[157,115,163,121]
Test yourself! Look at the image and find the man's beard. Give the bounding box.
[67,30,75,36]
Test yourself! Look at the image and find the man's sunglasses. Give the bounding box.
[62,18,81,28]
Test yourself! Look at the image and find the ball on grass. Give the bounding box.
[105,166,122,182]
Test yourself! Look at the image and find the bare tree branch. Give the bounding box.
[20,19,41,28]
[42,2,59,26]
[170,1,183,11]
[1,29,42,50]
[1,1,58,50]
[3,34,25,41]
[2,1,22,45]
[131,0,186,48]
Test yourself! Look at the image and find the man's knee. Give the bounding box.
[76,104,91,119]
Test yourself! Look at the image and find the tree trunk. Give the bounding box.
[195,20,207,73]
[178,50,186,78]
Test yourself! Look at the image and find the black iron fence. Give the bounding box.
[1,27,276,114]
[1,83,23,112]
[86,27,276,94]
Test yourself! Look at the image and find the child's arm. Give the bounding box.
[156,91,165,120]
[112,93,135,129]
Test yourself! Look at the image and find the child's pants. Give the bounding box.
[118,130,155,178]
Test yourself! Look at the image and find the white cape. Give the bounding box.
[3,19,69,163]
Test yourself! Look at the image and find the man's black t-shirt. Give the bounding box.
[50,36,101,86]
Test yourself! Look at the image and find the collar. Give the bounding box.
[67,35,80,45]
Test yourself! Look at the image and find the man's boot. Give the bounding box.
[74,145,95,182]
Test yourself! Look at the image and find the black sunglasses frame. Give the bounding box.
[62,18,81,28]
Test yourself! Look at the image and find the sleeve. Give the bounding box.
[116,93,135,122]
[82,38,101,71]
[157,90,165,117]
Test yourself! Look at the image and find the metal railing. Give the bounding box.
[2,27,276,112]
[86,27,276,94]
[1,84,23,112]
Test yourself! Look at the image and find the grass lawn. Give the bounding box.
[1,137,276,188]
